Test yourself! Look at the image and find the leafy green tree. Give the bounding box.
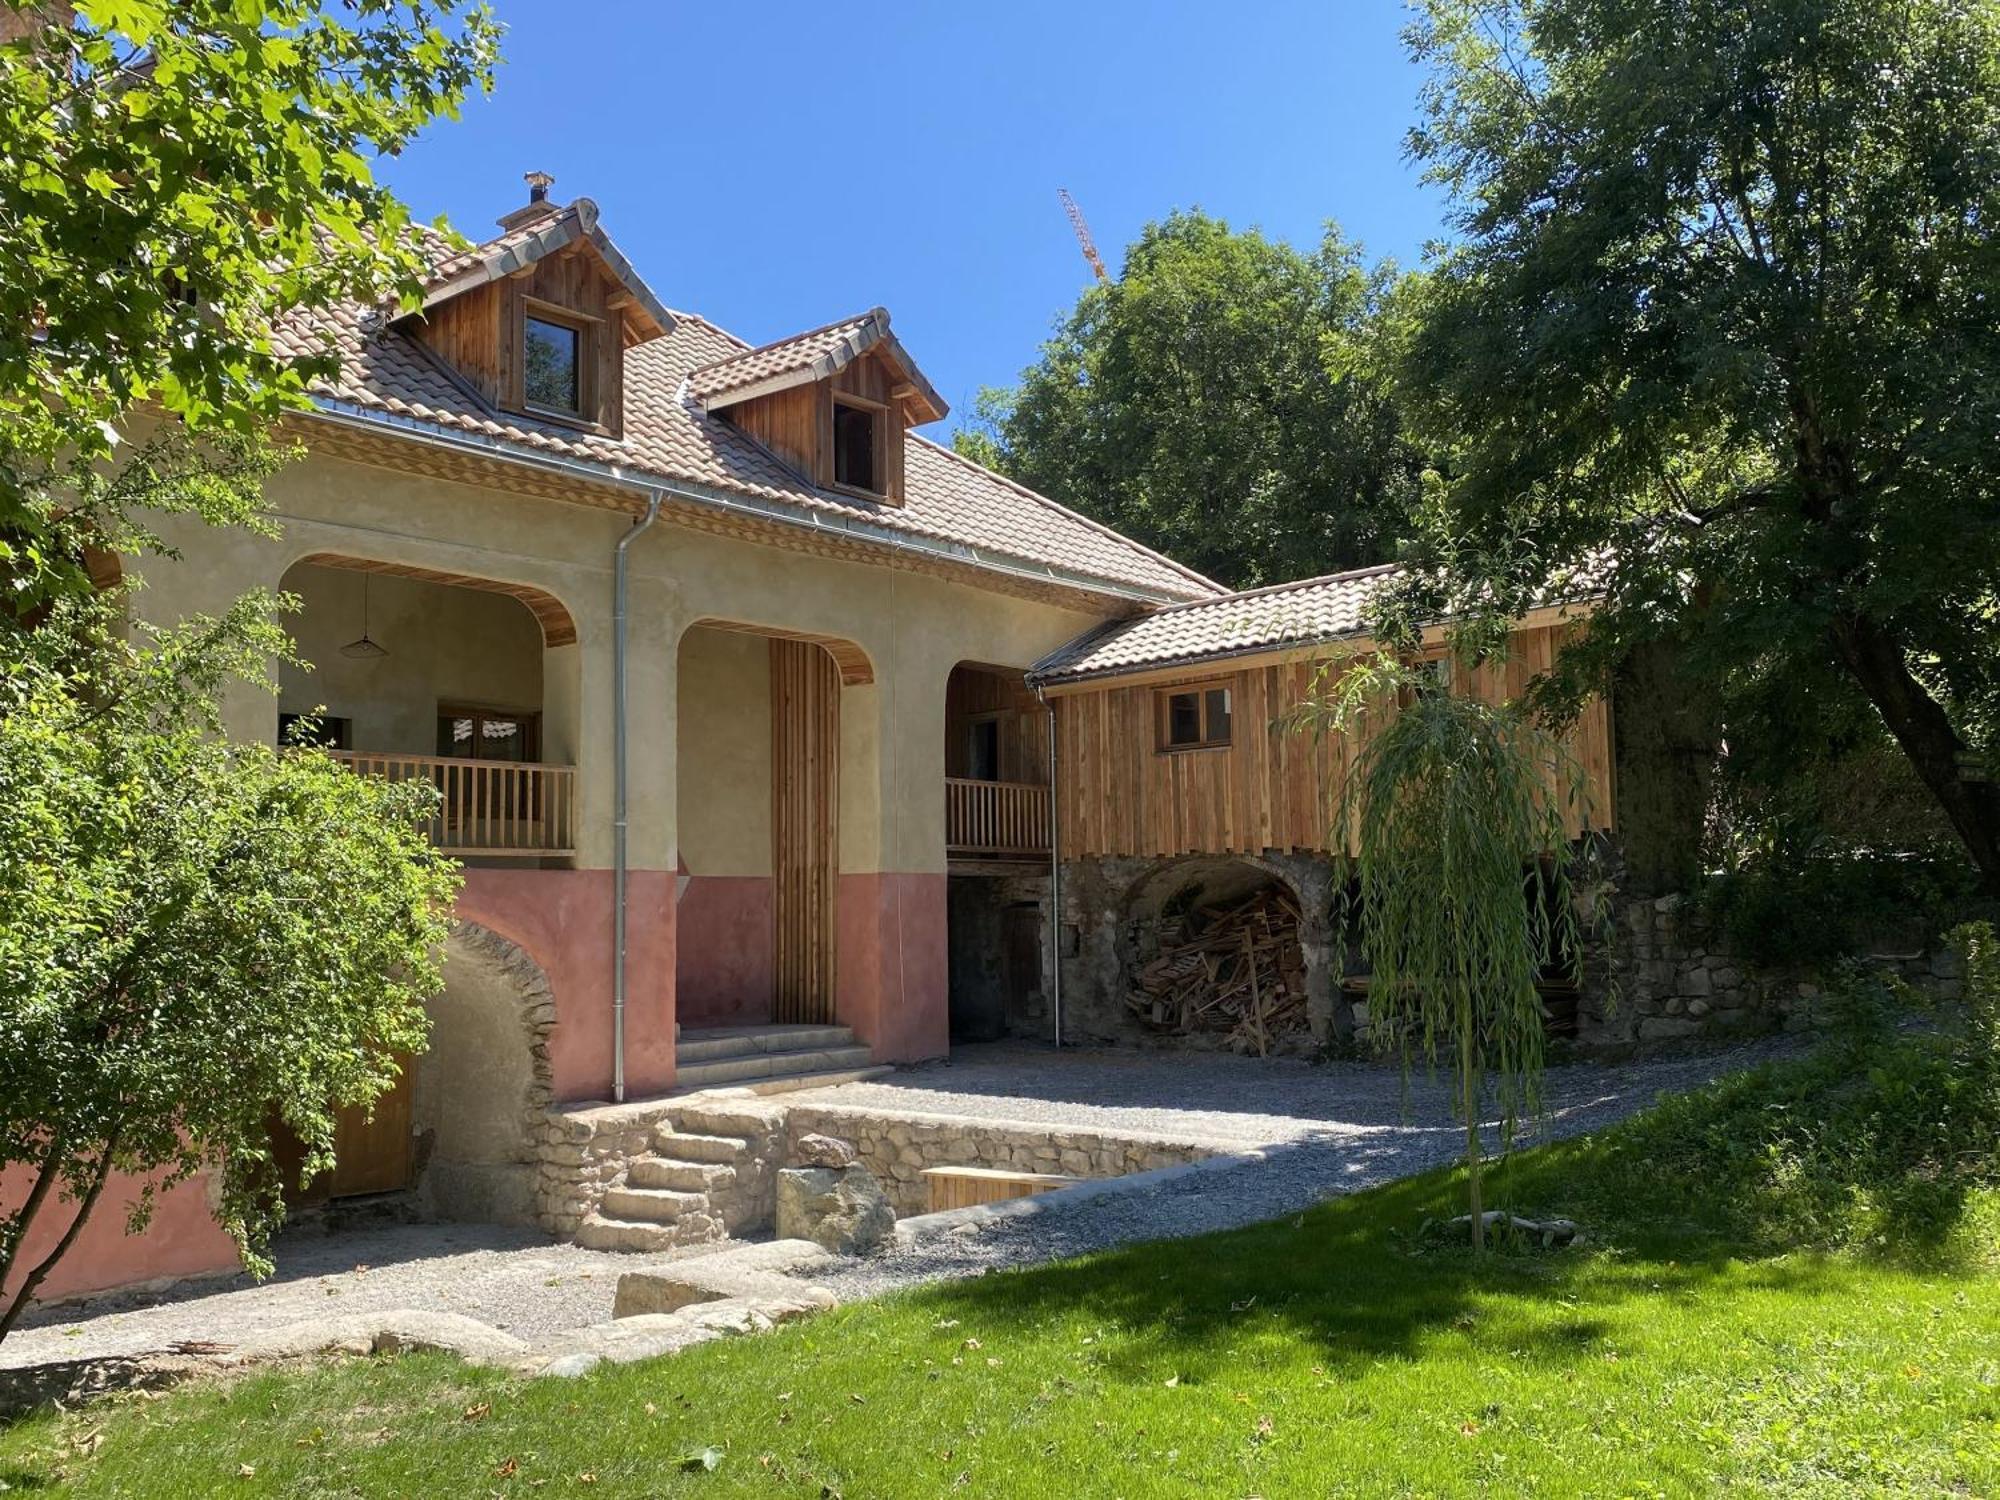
[1395,0,2000,893]
[959,211,1421,589]
[0,0,498,614]
[1297,632,1592,1249]
[0,599,459,1341]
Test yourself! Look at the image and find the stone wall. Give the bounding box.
[530,1097,688,1238]
[783,1104,1215,1217]
[1587,890,1964,1049]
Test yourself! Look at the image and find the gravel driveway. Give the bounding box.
[1,1037,1799,1371]
[806,1037,1801,1301]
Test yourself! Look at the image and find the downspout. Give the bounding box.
[612,491,664,1103]
[1034,682,1062,1049]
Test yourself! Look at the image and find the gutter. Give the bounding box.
[304,400,1194,610]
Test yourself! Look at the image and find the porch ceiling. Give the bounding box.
[295,552,577,648]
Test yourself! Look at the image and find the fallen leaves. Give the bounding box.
[463,1403,491,1424]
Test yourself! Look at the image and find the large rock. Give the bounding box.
[775,1164,895,1255]
[793,1132,859,1169]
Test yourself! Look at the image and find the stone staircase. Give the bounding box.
[672,1024,877,1092]
[567,1026,892,1254]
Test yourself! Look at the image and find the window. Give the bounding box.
[437,706,540,763]
[523,312,582,415]
[278,712,350,750]
[832,398,880,493]
[1158,685,1233,751]
[967,716,1002,782]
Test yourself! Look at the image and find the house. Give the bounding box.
[7,179,1612,1303]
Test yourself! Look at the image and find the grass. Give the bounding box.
[3,1035,1999,1497]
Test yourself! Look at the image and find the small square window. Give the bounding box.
[524,314,581,414]
[1160,685,1232,751]
[833,400,879,492]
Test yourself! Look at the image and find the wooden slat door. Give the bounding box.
[771,639,840,1024]
[328,1057,415,1198]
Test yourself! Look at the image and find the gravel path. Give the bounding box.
[806,1037,1801,1302]
[0,1223,746,1370]
[2,1038,1800,1370]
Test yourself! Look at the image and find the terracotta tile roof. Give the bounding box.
[685,310,881,405]
[280,222,1218,605]
[1027,564,1406,684]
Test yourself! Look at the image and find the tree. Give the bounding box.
[958,211,1421,589]
[1297,631,1592,1250]
[0,598,460,1341]
[0,0,499,614]
[1395,0,2000,894]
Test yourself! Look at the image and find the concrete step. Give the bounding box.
[730,1064,895,1097]
[599,1185,708,1223]
[628,1157,737,1194]
[648,1128,754,1163]
[673,1045,875,1092]
[574,1213,724,1254]
[676,1025,858,1064]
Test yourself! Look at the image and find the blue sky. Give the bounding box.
[375,1,1447,436]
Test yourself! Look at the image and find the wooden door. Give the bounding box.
[771,639,840,1024]
[327,1057,415,1198]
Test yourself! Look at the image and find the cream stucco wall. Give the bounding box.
[277,562,545,756]
[674,625,772,877]
[132,440,1116,879]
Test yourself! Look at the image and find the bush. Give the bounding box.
[1692,849,1980,971]
[1543,924,2000,1260]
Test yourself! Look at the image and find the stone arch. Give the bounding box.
[1114,853,1343,1048]
[412,921,556,1225]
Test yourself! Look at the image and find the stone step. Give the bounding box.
[648,1129,755,1163]
[666,1102,787,1140]
[600,1185,708,1223]
[628,1157,736,1194]
[728,1064,895,1097]
[675,1025,858,1064]
[574,1213,724,1254]
[673,1045,875,1092]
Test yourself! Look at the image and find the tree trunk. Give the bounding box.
[1829,612,2000,896]
[1462,1018,1484,1253]
[0,1131,67,1293]
[0,1129,120,1345]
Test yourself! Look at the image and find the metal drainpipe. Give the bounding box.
[612,492,664,1103]
[1034,683,1062,1048]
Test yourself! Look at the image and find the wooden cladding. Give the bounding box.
[1052,623,1615,860]
[329,750,577,857]
[946,777,1052,858]
[771,638,840,1025]
[720,349,909,504]
[411,242,630,436]
[294,553,577,647]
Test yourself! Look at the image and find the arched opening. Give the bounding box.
[276,555,578,862]
[413,923,556,1225]
[942,661,1052,1043]
[1118,856,1316,1054]
[675,621,869,1041]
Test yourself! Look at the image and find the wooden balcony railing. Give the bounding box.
[329,751,577,858]
[946,777,1051,859]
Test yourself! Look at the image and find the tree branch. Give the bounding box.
[0,1124,124,1345]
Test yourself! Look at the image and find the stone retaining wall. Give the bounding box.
[783,1103,1216,1216]
[530,1097,686,1237]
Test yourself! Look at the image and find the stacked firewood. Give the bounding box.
[1126,887,1308,1055]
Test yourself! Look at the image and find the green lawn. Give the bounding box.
[4,1040,1999,1497]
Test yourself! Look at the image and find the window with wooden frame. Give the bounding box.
[830,394,887,496]
[1156,683,1233,752]
[520,301,592,422]
[436,705,541,763]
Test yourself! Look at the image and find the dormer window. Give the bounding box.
[832,397,884,494]
[523,305,587,418]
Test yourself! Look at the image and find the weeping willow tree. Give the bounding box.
[1298,635,1595,1249]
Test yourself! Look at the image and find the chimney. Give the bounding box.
[495,171,561,233]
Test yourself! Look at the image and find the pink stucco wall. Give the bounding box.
[0,1162,237,1305]
[837,872,949,1063]
[455,866,677,1102]
[676,875,775,1027]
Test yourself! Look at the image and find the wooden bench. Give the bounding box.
[921,1166,1083,1212]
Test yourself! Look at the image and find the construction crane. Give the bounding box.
[1058,188,1110,283]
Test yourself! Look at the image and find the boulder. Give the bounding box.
[793,1132,859,1169]
[775,1164,896,1255]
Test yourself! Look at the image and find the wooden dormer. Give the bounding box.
[686,308,948,507]
[397,176,674,440]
